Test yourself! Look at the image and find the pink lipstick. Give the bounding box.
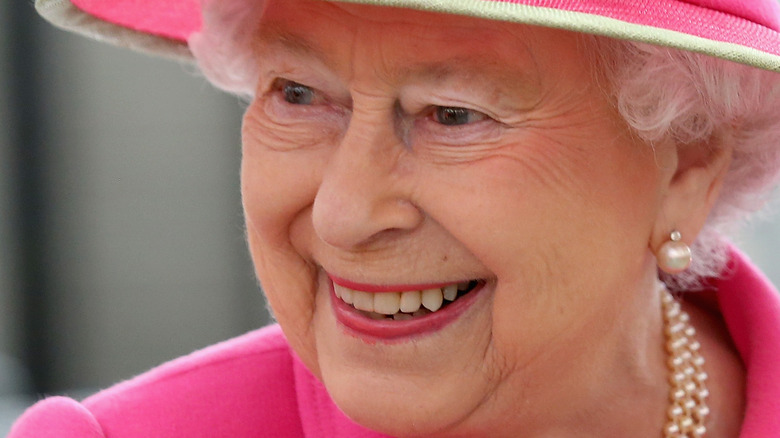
[328,275,485,341]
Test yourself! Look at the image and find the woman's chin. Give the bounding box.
[322,370,476,437]
[311,284,495,437]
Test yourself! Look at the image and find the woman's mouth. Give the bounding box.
[328,275,487,341]
[334,280,481,320]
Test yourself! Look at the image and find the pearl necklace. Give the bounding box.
[661,287,710,437]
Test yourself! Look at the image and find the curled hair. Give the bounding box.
[188,0,264,98]
[188,1,780,290]
[588,37,780,289]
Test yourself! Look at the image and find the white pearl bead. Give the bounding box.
[694,405,710,420]
[657,240,692,273]
[660,287,709,438]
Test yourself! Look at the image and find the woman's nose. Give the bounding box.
[311,117,423,250]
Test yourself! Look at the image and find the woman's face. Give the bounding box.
[242,0,670,435]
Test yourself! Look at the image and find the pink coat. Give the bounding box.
[9,248,780,437]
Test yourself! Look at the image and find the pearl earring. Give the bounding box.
[657,230,692,274]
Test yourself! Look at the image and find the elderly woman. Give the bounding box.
[11,0,780,437]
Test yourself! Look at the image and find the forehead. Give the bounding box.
[254,0,587,81]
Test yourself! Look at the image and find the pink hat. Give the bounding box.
[36,0,780,72]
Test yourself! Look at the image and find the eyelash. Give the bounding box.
[268,77,496,142]
[273,79,327,106]
[427,106,489,127]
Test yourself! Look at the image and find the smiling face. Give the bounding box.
[241,0,673,435]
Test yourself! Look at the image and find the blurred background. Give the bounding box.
[0,2,269,432]
[1,1,780,435]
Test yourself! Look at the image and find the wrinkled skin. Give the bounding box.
[240,0,732,436]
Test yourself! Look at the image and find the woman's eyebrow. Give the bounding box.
[252,23,327,61]
[402,59,504,82]
[252,24,540,98]
[401,57,542,101]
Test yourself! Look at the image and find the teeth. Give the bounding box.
[352,290,375,312]
[399,290,422,313]
[421,288,444,312]
[442,284,457,301]
[373,292,401,315]
[334,280,478,318]
[334,284,354,305]
[340,287,354,305]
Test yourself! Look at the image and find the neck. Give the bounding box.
[461,273,671,438]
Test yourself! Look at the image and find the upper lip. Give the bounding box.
[328,273,471,293]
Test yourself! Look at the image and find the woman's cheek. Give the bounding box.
[241,103,339,229]
[248,224,320,368]
[241,107,329,371]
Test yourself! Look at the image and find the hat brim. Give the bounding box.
[36,0,193,61]
[36,0,780,72]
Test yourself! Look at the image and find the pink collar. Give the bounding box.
[716,246,780,437]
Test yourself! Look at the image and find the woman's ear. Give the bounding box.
[650,135,734,252]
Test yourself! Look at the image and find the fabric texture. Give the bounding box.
[34,0,780,72]
[8,247,780,437]
[683,0,780,29]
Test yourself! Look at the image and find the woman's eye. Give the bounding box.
[282,81,316,105]
[433,106,487,126]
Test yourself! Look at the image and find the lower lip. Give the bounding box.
[329,281,485,342]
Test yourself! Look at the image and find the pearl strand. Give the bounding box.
[661,288,710,438]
